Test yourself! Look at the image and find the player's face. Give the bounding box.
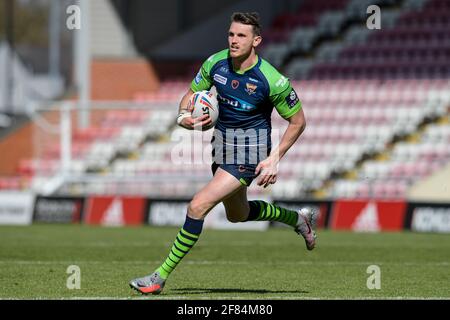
[228,22,261,59]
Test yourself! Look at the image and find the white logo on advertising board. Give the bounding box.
[352,202,381,232]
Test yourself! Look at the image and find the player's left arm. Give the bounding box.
[256,109,305,188]
[270,107,306,161]
[256,84,305,188]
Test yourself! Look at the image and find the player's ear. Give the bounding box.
[253,35,262,47]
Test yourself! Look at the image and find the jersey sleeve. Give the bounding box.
[191,61,212,92]
[270,78,302,119]
[260,59,302,119]
[190,49,229,92]
[190,59,213,92]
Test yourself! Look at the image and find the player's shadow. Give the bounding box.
[173,288,309,295]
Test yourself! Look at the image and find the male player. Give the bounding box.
[130,12,317,295]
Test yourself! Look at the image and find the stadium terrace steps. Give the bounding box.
[324,113,450,199]
[305,0,450,79]
[264,0,405,72]
[262,0,450,79]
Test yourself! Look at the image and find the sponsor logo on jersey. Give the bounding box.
[276,75,288,88]
[217,93,256,111]
[194,70,202,84]
[231,80,239,89]
[213,74,227,85]
[217,93,238,107]
[220,66,229,73]
[245,83,257,95]
[248,77,259,83]
[285,89,299,108]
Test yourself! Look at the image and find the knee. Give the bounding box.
[226,211,248,223]
[227,215,245,223]
[187,197,211,219]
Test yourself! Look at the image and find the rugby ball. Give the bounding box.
[189,90,219,130]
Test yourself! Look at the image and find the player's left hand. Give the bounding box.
[255,158,278,188]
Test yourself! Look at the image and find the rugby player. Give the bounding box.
[130,12,317,295]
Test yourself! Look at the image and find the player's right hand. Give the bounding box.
[179,114,212,130]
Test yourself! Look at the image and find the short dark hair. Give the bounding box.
[231,12,261,36]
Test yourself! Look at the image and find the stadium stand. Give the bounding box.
[0,0,449,203]
[6,77,448,201]
[261,0,450,80]
[307,0,450,79]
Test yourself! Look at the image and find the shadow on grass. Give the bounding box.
[172,288,309,295]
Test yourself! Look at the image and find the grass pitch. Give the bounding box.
[0,224,449,299]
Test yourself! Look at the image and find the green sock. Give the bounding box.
[245,200,299,227]
[156,216,203,280]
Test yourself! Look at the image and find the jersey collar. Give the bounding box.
[228,54,260,75]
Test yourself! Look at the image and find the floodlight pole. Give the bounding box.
[4,0,14,114]
[49,0,61,78]
[75,0,91,128]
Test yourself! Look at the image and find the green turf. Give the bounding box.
[0,224,449,299]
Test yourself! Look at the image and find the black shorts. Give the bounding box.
[211,162,258,186]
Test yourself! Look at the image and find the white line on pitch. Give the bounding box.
[0,260,448,266]
[2,296,448,300]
